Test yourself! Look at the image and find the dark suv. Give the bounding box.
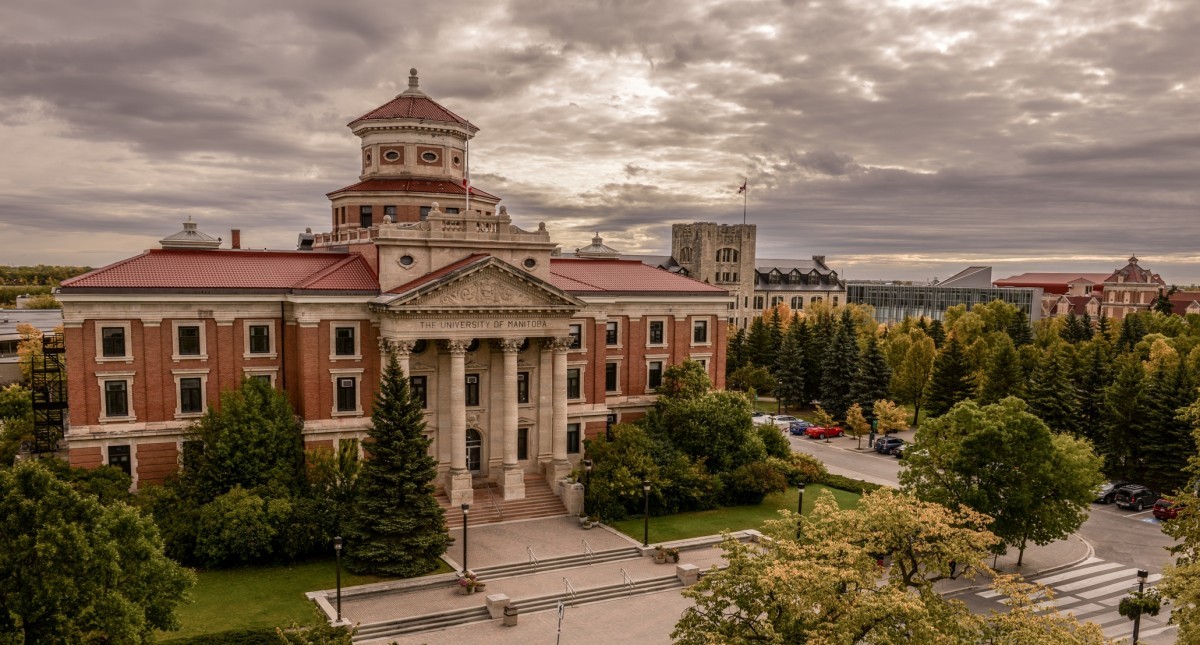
[874,437,905,455]
[1114,485,1158,511]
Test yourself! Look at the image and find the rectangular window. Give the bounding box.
[517,372,529,404]
[648,361,663,390]
[359,205,373,228]
[649,320,664,345]
[517,428,529,460]
[605,321,618,345]
[101,327,126,358]
[605,362,618,392]
[336,377,357,412]
[567,423,581,454]
[334,327,356,356]
[384,205,397,220]
[248,324,271,354]
[445,207,461,214]
[568,323,582,350]
[177,325,201,356]
[251,374,272,386]
[410,375,428,408]
[754,296,765,309]
[465,374,480,406]
[567,368,581,400]
[419,206,432,220]
[104,380,129,417]
[179,377,203,414]
[693,319,708,343]
[107,445,131,476]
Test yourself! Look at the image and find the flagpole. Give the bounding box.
[464,137,471,214]
[743,183,747,226]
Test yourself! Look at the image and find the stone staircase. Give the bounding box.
[351,568,682,643]
[472,546,643,579]
[438,475,567,529]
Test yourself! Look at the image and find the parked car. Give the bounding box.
[1094,480,1129,504]
[805,425,844,440]
[751,412,773,426]
[894,444,906,459]
[788,420,815,435]
[1114,485,1158,511]
[772,415,801,429]
[1153,498,1178,520]
[874,437,905,455]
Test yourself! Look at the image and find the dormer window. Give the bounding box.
[768,272,781,284]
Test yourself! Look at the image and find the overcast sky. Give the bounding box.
[1,0,1197,283]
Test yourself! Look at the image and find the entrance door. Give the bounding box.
[466,429,482,474]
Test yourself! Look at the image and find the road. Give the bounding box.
[785,429,1179,643]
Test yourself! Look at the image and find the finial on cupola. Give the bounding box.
[409,68,419,90]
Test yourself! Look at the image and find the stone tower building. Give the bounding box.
[671,222,757,327]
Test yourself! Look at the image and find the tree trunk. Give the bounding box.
[1017,538,1027,566]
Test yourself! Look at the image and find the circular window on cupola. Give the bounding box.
[421,151,439,163]
[384,150,400,162]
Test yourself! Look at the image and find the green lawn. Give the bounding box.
[610,484,860,544]
[160,557,452,641]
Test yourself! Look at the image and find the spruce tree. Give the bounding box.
[1075,340,1112,447]
[768,308,786,365]
[978,335,1024,404]
[1141,361,1194,491]
[1097,314,1111,340]
[819,311,860,420]
[925,337,975,417]
[1116,316,1139,353]
[1062,312,1083,344]
[1103,354,1148,479]
[726,327,747,378]
[851,335,891,415]
[774,332,805,412]
[343,355,448,576]
[928,319,946,348]
[1006,314,1033,347]
[1026,345,1080,435]
[804,314,833,404]
[1080,313,1095,341]
[745,317,774,369]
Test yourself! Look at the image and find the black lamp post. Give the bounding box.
[1132,569,1149,643]
[776,379,782,414]
[461,503,470,573]
[333,536,343,623]
[582,459,593,517]
[642,479,651,547]
[796,483,805,538]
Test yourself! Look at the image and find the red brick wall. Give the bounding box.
[70,446,102,470]
[136,442,179,486]
[627,317,647,395]
[713,318,728,389]
[584,420,606,441]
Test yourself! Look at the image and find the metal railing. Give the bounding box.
[484,481,502,519]
[620,569,635,595]
[563,578,578,606]
[527,546,540,570]
[582,539,595,561]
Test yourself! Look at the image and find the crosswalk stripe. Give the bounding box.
[1137,625,1178,639]
[1033,561,1125,586]
[976,589,1001,598]
[1053,568,1139,592]
[1077,574,1161,599]
[1061,602,1104,616]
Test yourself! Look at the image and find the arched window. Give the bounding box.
[791,297,804,310]
[771,296,784,307]
[716,247,739,263]
[811,296,823,305]
[679,247,692,263]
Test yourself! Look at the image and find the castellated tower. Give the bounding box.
[671,222,757,327]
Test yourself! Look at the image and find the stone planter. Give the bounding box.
[654,552,667,564]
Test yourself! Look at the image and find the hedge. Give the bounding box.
[818,473,886,495]
[163,628,279,645]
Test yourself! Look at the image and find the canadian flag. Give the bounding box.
[738,180,747,194]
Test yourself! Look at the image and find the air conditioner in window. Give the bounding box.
[339,378,355,388]
[466,375,479,384]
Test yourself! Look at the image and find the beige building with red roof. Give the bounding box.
[995,257,1170,321]
[57,73,731,505]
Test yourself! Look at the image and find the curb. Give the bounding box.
[943,532,1095,597]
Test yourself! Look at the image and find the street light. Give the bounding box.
[333,536,343,624]
[796,483,805,539]
[642,479,651,547]
[582,459,593,517]
[461,503,470,573]
[1132,569,1149,643]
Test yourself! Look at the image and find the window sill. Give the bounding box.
[646,343,668,349]
[330,355,363,362]
[243,352,278,360]
[172,354,208,361]
[98,415,137,424]
[175,412,205,420]
[332,410,362,418]
[95,356,134,364]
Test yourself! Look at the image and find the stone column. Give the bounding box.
[547,336,573,483]
[379,338,415,377]
[444,339,473,506]
[497,338,525,500]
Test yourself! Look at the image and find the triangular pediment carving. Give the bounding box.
[518,416,536,424]
[372,256,583,314]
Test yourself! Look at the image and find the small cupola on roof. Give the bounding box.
[159,218,222,250]
[575,233,621,258]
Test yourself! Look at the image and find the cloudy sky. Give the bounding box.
[1,0,1197,283]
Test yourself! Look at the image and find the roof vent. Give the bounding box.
[575,232,621,258]
[297,228,315,251]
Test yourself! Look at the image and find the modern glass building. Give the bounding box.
[847,267,1042,325]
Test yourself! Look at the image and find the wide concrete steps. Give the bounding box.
[438,477,568,529]
[351,573,683,642]
[473,546,642,579]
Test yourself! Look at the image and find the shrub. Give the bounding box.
[136,481,201,564]
[194,487,276,568]
[819,473,886,495]
[768,453,828,488]
[163,628,279,644]
[722,461,788,506]
[757,424,791,459]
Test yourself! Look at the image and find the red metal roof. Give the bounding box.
[994,272,1112,294]
[387,254,490,294]
[1170,291,1200,316]
[60,249,379,292]
[326,178,499,201]
[350,95,476,130]
[549,258,729,295]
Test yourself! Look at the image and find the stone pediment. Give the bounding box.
[372,256,583,314]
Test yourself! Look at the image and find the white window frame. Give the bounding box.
[604,319,622,348]
[171,320,208,361]
[242,367,278,388]
[172,368,210,419]
[690,354,712,374]
[96,371,136,423]
[243,320,277,359]
[645,356,668,391]
[330,322,362,361]
[330,368,365,417]
[566,365,584,401]
[94,320,133,363]
[604,359,622,395]
[567,322,585,352]
[691,317,711,347]
[646,317,668,348]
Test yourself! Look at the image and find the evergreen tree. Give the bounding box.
[1141,361,1194,491]
[1026,345,1080,435]
[1154,286,1178,315]
[1102,354,1148,479]
[1006,314,1033,347]
[851,335,891,415]
[767,308,786,367]
[1097,314,1112,339]
[805,314,834,404]
[978,335,1024,404]
[774,324,806,411]
[726,327,747,378]
[745,317,774,369]
[925,336,975,417]
[1080,313,1095,341]
[1075,340,1112,448]
[916,318,929,334]
[1062,312,1084,344]
[928,319,946,348]
[1116,316,1140,353]
[819,310,860,420]
[343,355,448,576]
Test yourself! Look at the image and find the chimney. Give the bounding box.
[231,229,241,249]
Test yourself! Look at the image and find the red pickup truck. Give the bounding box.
[805,425,844,440]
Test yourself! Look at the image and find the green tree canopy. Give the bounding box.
[0,461,194,642]
[978,334,1024,405]
[925,336,975,418]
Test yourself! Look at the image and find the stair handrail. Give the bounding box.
[620,568,634,595]
[563,577,578,606]
[582,539,595,561]
[527,546,540,570]
[484,480,503,519]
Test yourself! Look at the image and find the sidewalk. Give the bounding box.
[937,532,1093,596]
